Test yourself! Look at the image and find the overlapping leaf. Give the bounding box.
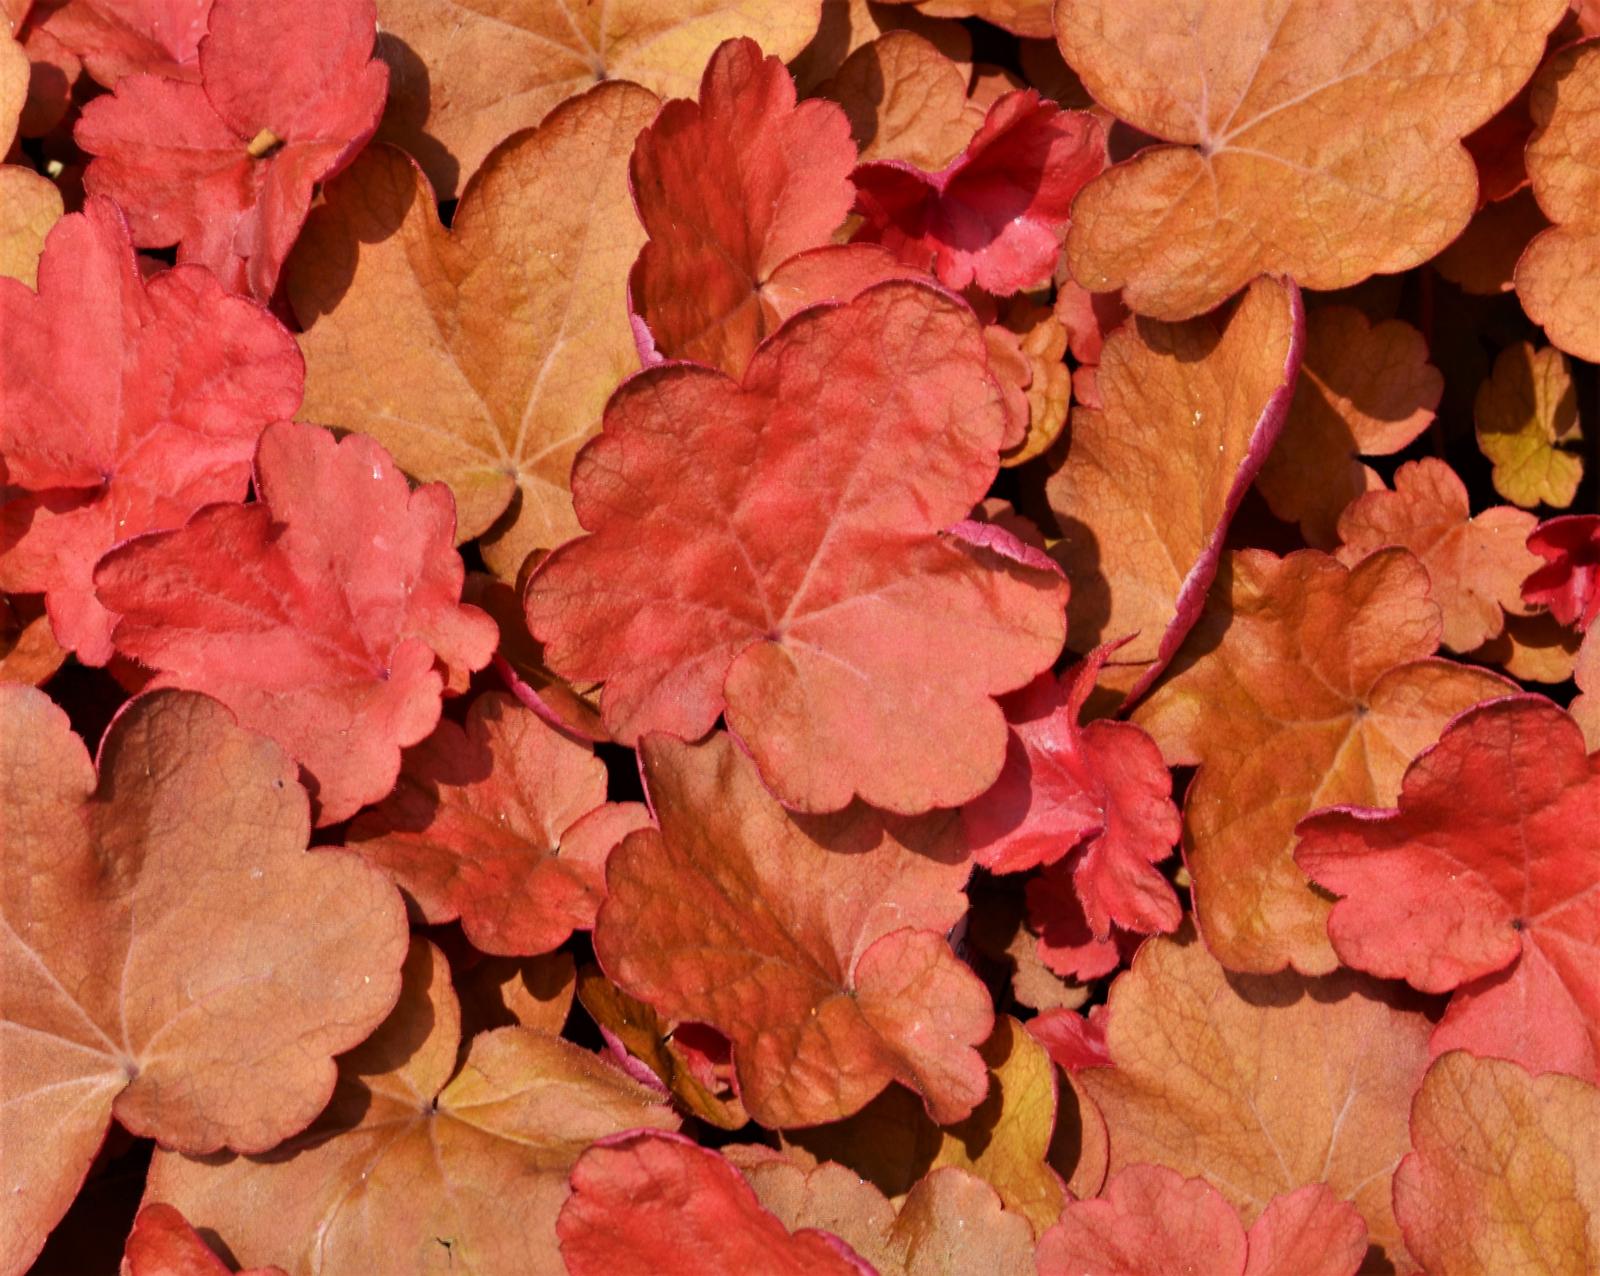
[0,197,302,665]
[38,0,209,85]
[1056,0,1566,319]
[146,939,680,1275]
[1297,696,1600,1083]
[348,693,649,957]
[94,421,497,825]
[525,281,1067,815]
[593,730,993,1128]
[374,0,824,199]
[1135,549,1511,973]
[76,0,388,298]
[1524,514,1600,628]
[790,0,972,93]
[822,30,979,169]
[1473,340,1584,507]
[1046,276,1303,699]
[0,688,409,1275]
[122,1204,285,1276]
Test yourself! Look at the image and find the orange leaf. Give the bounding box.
[822,30,978,169]
[1047,276,1302,699]
[373,0,823,199]
[1473,340,1584,508]
[1393,1053,1600,1274]
[146,939,679,1275]
[1256,306,1442,547]
[122,1204,286,1276]
[594,730,992,1127]
[287,83,660,579]
[879,0,1052,39]
[0,688,409,1275]
[1335,458,1540,652]
[1057,0,1565,319]
[0,592,65,686]
[1073,932,1434,1269]
[1434,187,1549,296]
[790,0,973,93]
[1134,550,1511,973]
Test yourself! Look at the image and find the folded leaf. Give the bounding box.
[1524,514,1600,629]
[95,421,497,825]
[0,688,409,1275]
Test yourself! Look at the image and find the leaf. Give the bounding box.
[790,0,972,93]
[0,198,302,665]
[961,642,1181,937]
[0,24,23,143]
[122,1203,286,1276]
[1574,626,1600,750]
[1072,932,1434,1269]
[94,421,498,826]
[783,1016,1066,1234]
[0,593,66,686]
[287,85,659,579]
[75,0,388,299]
[1296,695,1600,1084]
[1524,513,1600,628]
[1516,41,1600,361]
[1036,1166,1367,1276]
[997,295,1073,466]
[456,951,576,1039]
[1256,306,1443,547]
[822,30,979,169]
[1470,608,1585,683]
[1056,0,1566,319]
[876,0,1052,38]
[593,729,992,1128]
[1046,276,1303,700]
[0,165,62,287]
[1135,549,1511,973]
[852,88,1104,294]
[557,1131,873,1276]
[525,280,1068,815]
[1026,860,1132,980]
[347,692,649,957]
[0,688,409,1275]
[745,1161,1037,1275]
[1473,340,1584,508]
[629,37,856,379]
[38,0,209,85]
[1393,1053,1600,1275]
[1335,458,1540,652]
[1435,188,1550,296]
[146,938,681,1276]
[373,0,824,199]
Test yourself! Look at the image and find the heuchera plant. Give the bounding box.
[3,1,1599,1272]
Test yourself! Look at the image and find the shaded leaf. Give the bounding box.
[1473,340,1583,508]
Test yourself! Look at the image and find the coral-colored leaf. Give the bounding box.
[373,0,824,199]
[0,688,408,1275]
[1057,0,1565,320]
[791,0,973,93]
[997,295,1073,466]
[39,0,208,85]
[75,0,387,298]
[1256,306,1443,547]
[594,730,992,1128]
[1297,696,1600,1083]
[1135,549,1511,973]
[147,939,679,1275]
[288,84,659,579]
[122,1203,285,1276]
[348,692,648,957]
[962,642,1181,937]
[630,38,856,378]
[1516,40,1600,361]
[558,1132,872,1276]
[783,1016,1065,1234]
[1473,340,1584,508]
[0,593,66,686]
[0,198,301,664]
[1335,458,1539,652]
[1524,513,1600,628]
[852,88,1104,294]
[1047,276,1303,699]
[525,281,1067,814]
[1072,932,1433,1269]
[1036,1166,1366,1276]
[746,1160,1036,1275]
[823,30,979,169]
[1471,608,1585,682]
[1393,1053,1600,1275]
[94,421,497,826]
[0,165,62,287]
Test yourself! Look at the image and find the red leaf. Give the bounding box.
[525,280,1067,815]
[40,0,210,86]
[75,0,387,298]
[0,198,301,665]
[962,641,1181,937]
[852,88,1105,294]
[558,1131,873,1276]
[1297,695,1600,1082]
[94,421,497,825]
[123,1203,286,1276]
[348,692,650,956]
[629,37,857,377]
[1523,513,1600,629]
[594,729,993,1128]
